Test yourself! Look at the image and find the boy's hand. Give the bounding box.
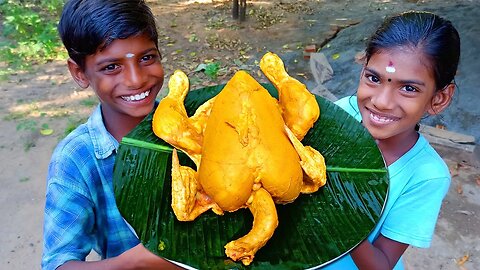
[121,243,183,270]
[57,243,183,270]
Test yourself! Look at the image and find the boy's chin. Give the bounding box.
[134,105,156,118]
[122,102,156,119]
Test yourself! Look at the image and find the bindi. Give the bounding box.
[125,53,135,58]
[386,60,396,73]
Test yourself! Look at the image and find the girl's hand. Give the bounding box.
[351,235,408,270]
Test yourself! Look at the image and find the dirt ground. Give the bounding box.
[1,1,479,269]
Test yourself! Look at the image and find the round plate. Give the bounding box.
[113,83,388,269]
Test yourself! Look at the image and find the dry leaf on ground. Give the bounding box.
[456,183,463,194]
[456,253,470,266]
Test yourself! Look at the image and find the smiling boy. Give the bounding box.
[42,1,180,269]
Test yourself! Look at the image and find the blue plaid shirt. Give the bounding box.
[42,105,139,270]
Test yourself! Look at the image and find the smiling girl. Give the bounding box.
[324,11,460,270]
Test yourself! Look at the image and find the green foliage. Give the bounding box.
[0,0,66,72]
[204,62,221,80]
[193,62,222,81]
[19,177,30,182]
[16,118,38,132]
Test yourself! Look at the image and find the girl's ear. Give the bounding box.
[67,58,90,89]
[427,84,455,115]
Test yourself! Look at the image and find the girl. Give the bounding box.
[323,11,460,270]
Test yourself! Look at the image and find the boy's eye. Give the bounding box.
[141,55,153,61]
[141,54,160,63]
[102,64,119,72]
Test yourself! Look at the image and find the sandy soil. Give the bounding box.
[0,1,479,269]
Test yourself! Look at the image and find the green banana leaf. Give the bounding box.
[113,83,389,269]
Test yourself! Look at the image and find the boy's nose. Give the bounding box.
[124,64,146,89]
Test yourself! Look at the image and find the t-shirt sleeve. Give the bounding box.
[380,176,450,248]
[334,95,362,122]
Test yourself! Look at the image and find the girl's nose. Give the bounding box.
[372,87,395,110]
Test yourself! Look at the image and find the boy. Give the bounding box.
[42,0,180,269]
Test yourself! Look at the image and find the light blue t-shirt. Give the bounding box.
[320,96,451,269]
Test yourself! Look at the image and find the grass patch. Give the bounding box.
[16,118,38,132]
[63,116,88,138]
[79,97,99,107]
[3,110,30,121]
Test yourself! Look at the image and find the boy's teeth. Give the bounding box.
[122,90,150,101]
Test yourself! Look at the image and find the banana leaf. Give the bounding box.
[113,83,389,269]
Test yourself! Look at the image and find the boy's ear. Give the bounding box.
[427,84,455,115]
[67,58,90,89]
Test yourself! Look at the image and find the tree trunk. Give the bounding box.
[232,0,247,22]
[239,0,246,21]
[232,0,239,20]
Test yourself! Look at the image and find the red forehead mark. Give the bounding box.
[386,60,396,73]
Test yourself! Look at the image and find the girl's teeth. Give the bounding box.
[370,112,394,123]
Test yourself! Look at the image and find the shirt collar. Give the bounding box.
[87,105,119,159]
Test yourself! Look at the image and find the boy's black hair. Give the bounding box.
[58,0,159,70]
[365,11,460,91]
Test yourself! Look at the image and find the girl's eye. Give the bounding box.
[366,74,380,84]
[402,85,418,92]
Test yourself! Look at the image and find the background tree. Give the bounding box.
[232,0,247,21]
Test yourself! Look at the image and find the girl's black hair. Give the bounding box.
[365,11,460,91]
[58,0,158,70]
